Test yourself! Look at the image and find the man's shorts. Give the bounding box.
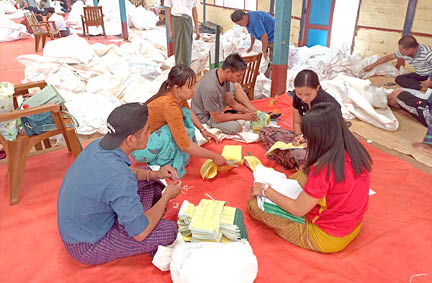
[397,91,432,127]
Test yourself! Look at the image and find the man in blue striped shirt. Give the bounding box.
[364,35,432,90]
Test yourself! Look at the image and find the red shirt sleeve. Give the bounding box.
[304,165,332,199]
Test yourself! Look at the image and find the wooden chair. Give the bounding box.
[81,6,106,39]
[240,53,263,100]
[0,81,82,205]
[24,11,60,52]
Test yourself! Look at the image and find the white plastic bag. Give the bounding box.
[0,82,17,140]
[170,240,258,283]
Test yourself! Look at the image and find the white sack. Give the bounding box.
[170,240,258,283]
[43,35,95,64]
[0,16,27,42]
[321,74,399,131]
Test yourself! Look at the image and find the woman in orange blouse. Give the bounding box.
[132,65,226,177]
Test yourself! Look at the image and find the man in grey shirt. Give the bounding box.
[192,53,258,135]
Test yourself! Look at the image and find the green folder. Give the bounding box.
[263,202,305,224]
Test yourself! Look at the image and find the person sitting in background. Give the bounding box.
[132,65,226,178]
[19,0,47,16]
[258,69,342,170]
[248,102,372,253]
[291,69,342,145]
[192,53,259,135]
[39,0,52,10]
[58,103,182,265]
[46,7,70,37]
[364,35,432,91]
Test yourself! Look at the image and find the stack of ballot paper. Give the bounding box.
[220,206,248,241]
[189,199,225,242]
[177,199,248,243]
[253,164,305,224]
[265,141,306,156]
[221,145,243,166]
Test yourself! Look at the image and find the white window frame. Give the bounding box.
[202,0,257,11]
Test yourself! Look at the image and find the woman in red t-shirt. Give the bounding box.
[248,102,372,253]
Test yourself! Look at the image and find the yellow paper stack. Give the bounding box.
[221,145,243,166]
[265,141,306,156]
[178,199,248,243]
[243,156,262,171]
[200,145,263,179]
[188,199,226,242]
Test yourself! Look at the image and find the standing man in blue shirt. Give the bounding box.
[57,102,182,265]
[231,10,275,77]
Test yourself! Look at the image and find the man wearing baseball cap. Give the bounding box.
[57,103,182,265]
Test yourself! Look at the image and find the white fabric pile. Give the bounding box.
[18,33,169,135]
[221,25,402,131]
[152,233,258,283]
[0,0,27,42]
[0,0,24,19]
[16,30,211,135]
[0,15,28,42]
[16,23,402,135]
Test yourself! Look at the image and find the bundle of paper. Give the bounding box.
[254,165,305,223]
[177,199,248,243]
[177,200,196,236]
[220,206,248,241]
[265,141,306,156]
[189,199,226,242]
[221,145,242,166]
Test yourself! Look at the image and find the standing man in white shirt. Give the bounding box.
[165,0,200,66]
[46,7,70,37]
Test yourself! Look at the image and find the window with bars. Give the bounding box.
[205,0,257,11]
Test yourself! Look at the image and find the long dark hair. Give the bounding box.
[146,65,196,104]
[294,69,320,89]
[301,102,372,182]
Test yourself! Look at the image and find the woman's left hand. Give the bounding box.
[251,182,264,197]
[202,129,219,143]
[157,165,179,181]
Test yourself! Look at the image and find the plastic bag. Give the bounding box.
[170,240,258,283]
[250,111,270,132]
[0,82,17,141]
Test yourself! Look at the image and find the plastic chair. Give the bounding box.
[24,11,60,52]
[0,81,82,204]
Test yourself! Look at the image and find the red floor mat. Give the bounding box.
[1,94,431,282]
[0,32,124,85]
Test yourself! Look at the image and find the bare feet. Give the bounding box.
[412,142,432,155]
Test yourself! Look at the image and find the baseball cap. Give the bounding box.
[100,102,149,150]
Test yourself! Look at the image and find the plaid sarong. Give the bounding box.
[63,179,177,265]
[259,127,307,169]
